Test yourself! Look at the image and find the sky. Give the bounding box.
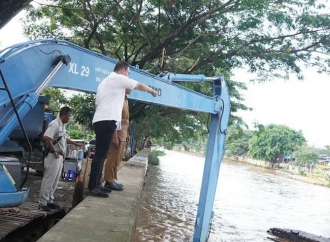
[1,11,330,148]
[234,69,330,148]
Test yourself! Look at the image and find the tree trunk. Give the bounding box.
[0,0,33,29]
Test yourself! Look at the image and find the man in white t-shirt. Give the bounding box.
[87,61,158,197]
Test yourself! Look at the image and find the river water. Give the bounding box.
[133,150,330,242]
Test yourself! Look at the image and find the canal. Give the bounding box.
[133,150,330,241]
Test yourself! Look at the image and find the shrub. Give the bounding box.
[149,151,161,166]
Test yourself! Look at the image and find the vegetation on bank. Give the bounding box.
[149,150,166,166]
[226,124,330,166]
[225,156,330,188]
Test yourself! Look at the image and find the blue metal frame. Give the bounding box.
[0,39,215,113]
[0,164,29,208]
[193,78,230,241]
[0,39,230,240]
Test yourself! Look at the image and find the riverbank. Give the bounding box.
[224,157,330,188]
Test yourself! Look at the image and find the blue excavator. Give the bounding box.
[0,39,230,241]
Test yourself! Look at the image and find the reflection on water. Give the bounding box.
[133,150,330,242]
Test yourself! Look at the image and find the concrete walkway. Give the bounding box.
[37,148,150,242]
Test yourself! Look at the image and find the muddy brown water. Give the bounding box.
[133,150,330,242]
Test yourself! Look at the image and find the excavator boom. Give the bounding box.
[0,39,215,114]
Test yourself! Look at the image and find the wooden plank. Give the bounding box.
[268,228,330,242]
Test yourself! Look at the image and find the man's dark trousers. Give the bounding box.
[88,120,116,190]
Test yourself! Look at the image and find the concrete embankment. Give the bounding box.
[225,157,329,187]
[283,172,329,186]
[37,148,150,242]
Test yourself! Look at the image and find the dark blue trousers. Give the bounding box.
[88,120,116,190]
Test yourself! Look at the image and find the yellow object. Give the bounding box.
[2,164,16,185]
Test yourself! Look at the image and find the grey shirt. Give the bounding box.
[44,117,67,155]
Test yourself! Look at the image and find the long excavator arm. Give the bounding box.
[0,39,230,242]
[0,39,216,112]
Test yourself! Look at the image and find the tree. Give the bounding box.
[130,104,210,148]
[23,0,330,145]
[67,128,85,139]
[294,145,319,166]
[0,0,33,29]
[249,124,306,162]
[68,93,95,130]
[23,1,330,78]
[225,126,253,157]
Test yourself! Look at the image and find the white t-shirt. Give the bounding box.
[92,72,137,124]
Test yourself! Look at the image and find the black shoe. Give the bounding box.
[38,204,50,211]
[47,203,61,209]
[115,182,124,188]
[86,188,109,198]
[104,182,123,191]
[99,185,112,193]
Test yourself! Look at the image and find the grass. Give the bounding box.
[152,150,166,156]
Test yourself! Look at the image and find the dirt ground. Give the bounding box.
[21,169,76,213]
[21,158,92,213]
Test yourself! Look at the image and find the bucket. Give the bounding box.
[65,169,76,181]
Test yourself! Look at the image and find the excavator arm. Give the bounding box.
[0,39,216,112]
[0,39,230,242]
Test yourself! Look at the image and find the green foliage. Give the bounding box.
[294,145,319,166]
[68,128,85,139]
[86,134,95,141]
[68,93,95,130]
[149,151,160,166]
[130,104,209,149]
[181,136,207,153]
[226,126,253,157]
[24,0,330,78]
[249,124,306,162]
[66,121,86,139]
[153,150,166,156]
